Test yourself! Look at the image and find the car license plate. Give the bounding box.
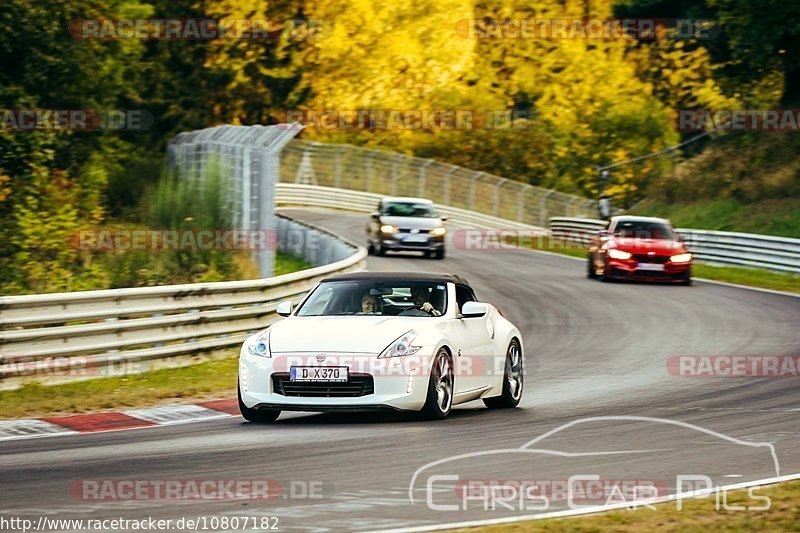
[290,366,348,382]
[637,263,665,271]
[405,234,428,243]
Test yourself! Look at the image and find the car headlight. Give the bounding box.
[380,224,398,234]
[670,253,693,263]
[379,330,422,358]
[607,248,632,260]
[429,226,446,237]
[247,330,271,357]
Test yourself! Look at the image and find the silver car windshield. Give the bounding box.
[296,281,447,317]
[382,202,438,218]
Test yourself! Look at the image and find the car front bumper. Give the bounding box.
[239,353,431,412]
[606,258,692,281]
[379,235,445,252]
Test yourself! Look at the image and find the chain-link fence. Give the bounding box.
[280,139,596,226]
[167,125,301,277]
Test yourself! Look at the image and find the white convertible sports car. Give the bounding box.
[238,272,524,421]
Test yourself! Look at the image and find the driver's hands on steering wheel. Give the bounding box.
[420,302,441,316]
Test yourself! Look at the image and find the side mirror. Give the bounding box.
[461,301,489,318]
[597,230,608,238]
[371,211,381,218]
[276,301,293,317]
[440,215,448,222]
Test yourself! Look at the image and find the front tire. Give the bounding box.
[419,349,453,420]
[484,339,523,409]
[587,254,597,279]
[434,248,445,260]
[238,381,280,423]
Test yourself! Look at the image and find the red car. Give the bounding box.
[587,216,693,285]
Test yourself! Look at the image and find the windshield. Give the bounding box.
[613,221,674,240]
[382,202,438,218]
[296,280,447,317]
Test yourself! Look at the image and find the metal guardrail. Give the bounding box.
[0,215,366,389]
[280,139,597,225]
[548,217,800,273]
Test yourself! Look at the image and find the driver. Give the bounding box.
[411,286,441,316]
[360,293,381,315]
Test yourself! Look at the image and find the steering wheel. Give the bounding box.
[398,305,432,317]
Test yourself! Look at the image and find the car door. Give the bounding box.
[450,284,494,396]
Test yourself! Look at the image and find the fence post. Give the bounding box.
[517,183,525,222]
[418,160,431,198]
[540,190,554,227]
[493,178,506,217]
[469,171,482,211]
[334,147,344,189]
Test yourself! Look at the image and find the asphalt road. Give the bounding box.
[1,208,799,532]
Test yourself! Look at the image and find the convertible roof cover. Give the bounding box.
[324,271,471,287]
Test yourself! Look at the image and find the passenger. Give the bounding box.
[411,286,441,316]
[360,293,381,315]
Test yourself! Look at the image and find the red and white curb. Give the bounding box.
[0,399,239,442]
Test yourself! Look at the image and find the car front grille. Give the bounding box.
[272,373,375,397]
[632,254,670,264]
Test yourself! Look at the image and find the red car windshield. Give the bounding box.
[613,221,674,240]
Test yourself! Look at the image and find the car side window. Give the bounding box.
[455,285,476,314]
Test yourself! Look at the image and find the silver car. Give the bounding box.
[367,197,447,259]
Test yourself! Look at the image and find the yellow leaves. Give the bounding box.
[0,173,11,202]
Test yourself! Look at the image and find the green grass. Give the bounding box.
[0,356,238,419]
[631,198,800,238]
[454,480,800,532]
[692,264,800,294]
[275,251,313,276]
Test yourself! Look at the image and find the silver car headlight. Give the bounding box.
[247,329,272,357]
[379,330,422,358]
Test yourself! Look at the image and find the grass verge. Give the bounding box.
[454,480,800,532]
[0,356,238,419]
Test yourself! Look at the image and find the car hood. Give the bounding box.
[610,237,687,255]
[268,315,435,353]
[379,215,442,230]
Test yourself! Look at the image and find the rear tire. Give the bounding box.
[419,349,453,420]
[483,339,523,409]
[238,382,280,423]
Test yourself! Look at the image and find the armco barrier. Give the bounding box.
[548,217,800,273]
[0,214,366,390]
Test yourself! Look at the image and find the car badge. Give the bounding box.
[411,228,420,234]
[316,354,326,362]
[648,251,655,255]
